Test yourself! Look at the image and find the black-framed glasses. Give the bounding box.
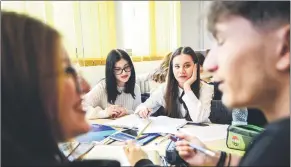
[114,66,131,75]
[65,66,82,94]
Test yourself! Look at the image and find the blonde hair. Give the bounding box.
[151,52,172,83]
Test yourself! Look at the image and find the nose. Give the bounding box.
[179,67,186,74]
[203,49,219,73]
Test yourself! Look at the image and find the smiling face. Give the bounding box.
[172,54,195,87]
[204,16,289,109]
[58,52,91,141]
[114,58,131,86]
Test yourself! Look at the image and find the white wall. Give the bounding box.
[180,1,213,50]
[81,1,214,87]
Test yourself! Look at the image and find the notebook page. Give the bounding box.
[105,114,144,129]
[105,115,187,134]
[179,124,229,142]
[141,116,187,134]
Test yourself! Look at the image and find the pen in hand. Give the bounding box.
[169,135,216,157]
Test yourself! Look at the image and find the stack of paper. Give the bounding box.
[179,124,229,142]
[105,115,187,134]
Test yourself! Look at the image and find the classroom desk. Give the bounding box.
[87,118,245,157]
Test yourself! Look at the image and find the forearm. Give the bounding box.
[85,106,109,119]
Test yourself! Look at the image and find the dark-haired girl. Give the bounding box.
[84,49,141,119]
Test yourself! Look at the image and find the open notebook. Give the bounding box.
[84,145,162,166]
[105,114,188,134]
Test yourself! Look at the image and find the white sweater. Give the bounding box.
[135,82,214,123]
[83,80,141,119]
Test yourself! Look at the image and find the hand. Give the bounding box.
[115,105,128,118]
[123,140,148,166]
[107,105,121,118]
[136,107,151,119]
[183,64,197,90]
[175,133,207,166]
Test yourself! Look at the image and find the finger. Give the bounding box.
[146,109,151,117]
[175,133,195,141]
[175,140,190,147]
[141,110,147,118]
[123,145,129,154]
[125,140,136,146]
[179,150,193,157]
[176,145,193,152]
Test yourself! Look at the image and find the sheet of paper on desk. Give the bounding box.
[84,145,162,166]
[140,116,187,134]
[179,124,229,142]
[105,114,142,129]
[105,115,187,134]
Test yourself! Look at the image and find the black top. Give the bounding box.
[239,117,290,166]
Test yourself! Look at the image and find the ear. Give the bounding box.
[276,25,290,72]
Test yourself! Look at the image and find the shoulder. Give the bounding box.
[91,79,107,91]
[134,83,141,92]
[158,83,167,92]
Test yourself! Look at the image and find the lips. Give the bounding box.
[121,75,128,79]
[179,76,188,79]
[75,100,86,114]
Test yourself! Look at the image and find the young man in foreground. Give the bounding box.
[175,1,290,166]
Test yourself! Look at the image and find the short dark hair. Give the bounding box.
[105,49,136,104]
[207,1,290,35]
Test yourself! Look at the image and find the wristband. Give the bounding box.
[216,151,226,167]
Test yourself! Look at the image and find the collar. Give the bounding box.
[117,86,125,92]
[178,86,183,97]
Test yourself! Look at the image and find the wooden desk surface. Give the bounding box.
[87,118,244,156]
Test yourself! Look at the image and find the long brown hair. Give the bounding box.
[2,11,66,164]
[164,47,200,119]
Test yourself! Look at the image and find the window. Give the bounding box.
[118,1,180,58]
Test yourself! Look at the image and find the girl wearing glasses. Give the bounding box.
[84,49,141,119]
[135,47,214,123]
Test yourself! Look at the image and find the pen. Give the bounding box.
[136,120,152,139]
[169,135,216,157]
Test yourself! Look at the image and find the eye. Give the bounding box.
[174,65,180,69]
[184,64,191,68]
[114,68,121,71]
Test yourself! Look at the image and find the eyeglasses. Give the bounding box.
[65,66,82,94]
[114,66,131,75]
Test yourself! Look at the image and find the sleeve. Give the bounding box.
[182,83,214,123]
[134,84,166,115]
[134,159,159,167]
[129,84,142,114]
[68,160,121,167]
[83,81,110,119]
